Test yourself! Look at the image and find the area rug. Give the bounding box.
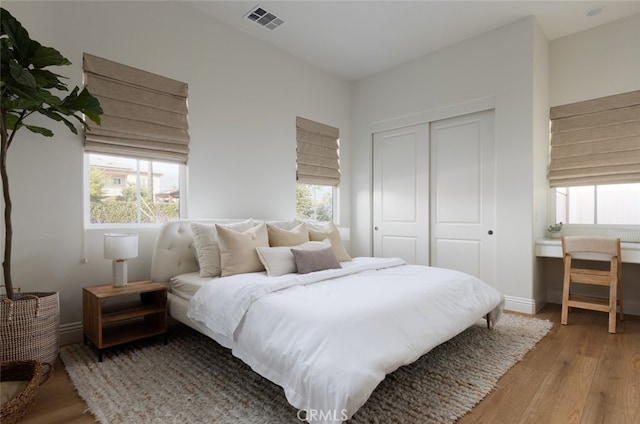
[60,313,552,423]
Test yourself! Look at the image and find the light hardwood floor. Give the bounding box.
[20,304,640,424]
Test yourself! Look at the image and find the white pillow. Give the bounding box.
[256,240,330,277]
[216,222,269,277]
[190,219,255,278]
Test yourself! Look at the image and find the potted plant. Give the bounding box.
[547,222,563,239]
[1,8,102,364]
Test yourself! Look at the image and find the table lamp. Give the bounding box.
[104,233,138,287]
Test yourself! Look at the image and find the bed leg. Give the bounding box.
[486,313,492,330]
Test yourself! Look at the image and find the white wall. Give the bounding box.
[532,20,551,309]
[545,13,640,312]
[1,1,352,337]
[549,13,640,107]
[351,17,548,312]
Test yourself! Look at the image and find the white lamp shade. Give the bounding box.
[104,233,138,260]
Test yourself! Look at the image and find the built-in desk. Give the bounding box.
[536,239,640,264]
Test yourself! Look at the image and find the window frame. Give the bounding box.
[83,153,187,229]
[551,184,640,229]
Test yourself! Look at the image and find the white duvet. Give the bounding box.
[188,257,504,423]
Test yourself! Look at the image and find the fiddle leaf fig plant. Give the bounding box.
[1,8,103,299]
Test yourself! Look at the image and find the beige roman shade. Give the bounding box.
[549,90,640,187]
[83,53,189,164]
[296,117,340,186]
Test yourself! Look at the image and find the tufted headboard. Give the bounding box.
[150,219,248,283]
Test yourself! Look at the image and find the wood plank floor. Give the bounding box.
[19,304,640,424]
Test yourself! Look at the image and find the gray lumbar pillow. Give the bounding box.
[291,246,341,274]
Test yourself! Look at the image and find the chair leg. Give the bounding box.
[608,276,618,334]
[561,298,569,325]
[618,280,624,321]
[608,309,616,333]
[561,263,571,326]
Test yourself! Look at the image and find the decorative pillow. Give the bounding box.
[307,221,352,262]
[257,240,329,277]
[267,223,309,247]
[264,218,301,231]
[191,219,255,278]
[291,246,341,274]
[216,222,269,277]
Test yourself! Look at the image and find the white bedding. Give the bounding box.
[188,257,504,423]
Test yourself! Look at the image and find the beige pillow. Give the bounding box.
[191,219,255,278]
[265,218,301,231]
[308,221,352,262]
[216,222,269,277]
[267,223,309,247]
[257,240,330,277]
[291,246,341,274]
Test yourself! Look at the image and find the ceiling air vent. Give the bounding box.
[246,5,285,30]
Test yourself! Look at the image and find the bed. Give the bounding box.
[150,219,505,423]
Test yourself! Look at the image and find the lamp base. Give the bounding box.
[112,260,128,287]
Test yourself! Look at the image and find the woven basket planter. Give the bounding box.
[0,292,60,364]
[0,360,51,424]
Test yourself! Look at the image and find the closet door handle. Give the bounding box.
[374,226,379,231]
[488,230,494,235]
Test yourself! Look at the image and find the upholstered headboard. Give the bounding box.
[150,219,248,283]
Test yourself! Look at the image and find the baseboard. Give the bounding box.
[59,321,83,346]
[504,296,538,315]
[547,290,640,316]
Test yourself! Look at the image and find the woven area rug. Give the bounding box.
[60,313,552,423]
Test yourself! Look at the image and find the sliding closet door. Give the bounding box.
[430,109,496,285]
[372,124,429,265]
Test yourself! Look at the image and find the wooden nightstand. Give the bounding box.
[82,280,167,361]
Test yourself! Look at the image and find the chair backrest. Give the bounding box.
[562,236,621,262]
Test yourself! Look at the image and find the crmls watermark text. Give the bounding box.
[297,409,349,422]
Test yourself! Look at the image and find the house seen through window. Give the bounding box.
[88,153,182,224]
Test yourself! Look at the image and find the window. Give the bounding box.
[549,91,640,226]
[555,183,640,225]
[82,54,189,225]
[295,117,340,222]
[296,184,333,222]
[88,153,183,224]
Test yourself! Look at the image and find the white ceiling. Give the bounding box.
[187,1,640,81]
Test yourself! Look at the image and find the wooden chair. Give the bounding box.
[561,236,624,333]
